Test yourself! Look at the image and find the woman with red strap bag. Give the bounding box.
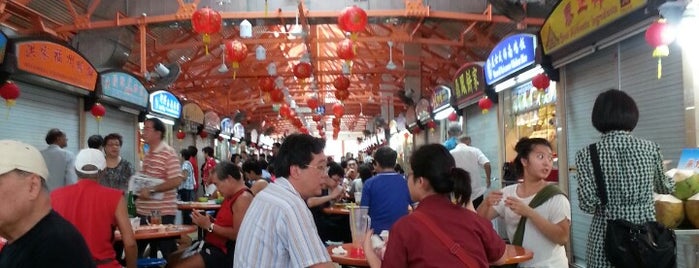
[362,144,508,267]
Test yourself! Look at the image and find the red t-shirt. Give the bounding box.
[202,157,217,184]
[382,195,506,267]
[205,188,250,254]
[51,180,123,268]
[189,156,199,190]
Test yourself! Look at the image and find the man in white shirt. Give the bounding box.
[450,135,491,208]
[40,128,77,191]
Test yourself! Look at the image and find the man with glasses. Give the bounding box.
[234,134,335,268]
[307,162,351,243]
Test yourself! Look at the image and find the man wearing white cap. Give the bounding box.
[0,140,95,267]
[51,148,137,268]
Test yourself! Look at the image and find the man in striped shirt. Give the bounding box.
[136,118,183,258]
[234,134,335,268]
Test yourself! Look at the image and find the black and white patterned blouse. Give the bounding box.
[100,158,134,193]
[574,130,675,268]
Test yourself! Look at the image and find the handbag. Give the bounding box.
[413,211,480,267]
[589,143,676,268]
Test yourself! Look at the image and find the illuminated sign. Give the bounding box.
[149,90,181,119]
[101,72,148,108]
[485,34,537,85]
[431,85,452,113]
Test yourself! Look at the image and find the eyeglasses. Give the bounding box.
[305,164,329,174]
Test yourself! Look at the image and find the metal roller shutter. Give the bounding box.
[0,81,79,154]
[85,104,137,166]
[565,32,684,267]
[464,104,500,180]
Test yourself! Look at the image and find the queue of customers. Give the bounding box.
[0,89,677,268]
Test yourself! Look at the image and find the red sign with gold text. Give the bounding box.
[16,41,97,91]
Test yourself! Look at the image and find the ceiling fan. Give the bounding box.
[386,41,397,70]
[256,12,307,38]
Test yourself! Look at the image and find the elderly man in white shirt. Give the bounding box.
[450,135,491,208]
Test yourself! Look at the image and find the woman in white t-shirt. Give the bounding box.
[477,138,570,268]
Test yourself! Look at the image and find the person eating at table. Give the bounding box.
[167,161,253,268]
[362,144,507,267]
[234,134,335,267]
[51,148,137,268]
[308,161,351,243]
[0,140,95,267]
[477,138,570,267]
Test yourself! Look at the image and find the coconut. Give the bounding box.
[654,194,685,228]
[685,192,699,229]
[671,171,699,200]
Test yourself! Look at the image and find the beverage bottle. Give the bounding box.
[127,191,137,218]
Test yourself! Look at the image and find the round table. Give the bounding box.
[115,224,197,241]
[176,202,221,211]
[326,243,533,267]
[322,206,351,215]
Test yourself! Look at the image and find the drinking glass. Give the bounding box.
[349,206,370,257]
[149,210,162,225]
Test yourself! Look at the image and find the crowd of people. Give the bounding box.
[0,90,676,267]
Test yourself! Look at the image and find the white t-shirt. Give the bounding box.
[450,143,490,200]
[493,184,570,268]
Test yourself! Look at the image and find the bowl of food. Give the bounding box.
[197,197,208,202]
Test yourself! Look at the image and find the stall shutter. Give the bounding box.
[565,45,618,266]
[0,81,79,154]
[85,104,137,166]
[464,104,500,180]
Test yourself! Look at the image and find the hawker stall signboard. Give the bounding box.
[540,0,647,54]
[16,40,97,91]
[0,32,7,64]
[452,63,486,108]
[100,72,148,108]
[431,85,452,114]
[485,34,537,85]
[415,98,431,124]
[220,118,233,135]
[149,90,181,119]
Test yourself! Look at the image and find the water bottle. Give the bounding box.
[127,191,137,218]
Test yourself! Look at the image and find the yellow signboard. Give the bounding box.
[541,0,647,54]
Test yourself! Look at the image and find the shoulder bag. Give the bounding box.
[413,211,480,268]
[589,143,676,268]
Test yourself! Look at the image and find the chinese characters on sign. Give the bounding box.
[431,85,452,113]
[485,34,537,85]
[16,41,97,91]
[452,63,486,108]
[149,90,181,119]
[101,72,148,108]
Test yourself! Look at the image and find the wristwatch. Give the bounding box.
[207,223,214,233]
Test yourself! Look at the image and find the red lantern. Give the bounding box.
[332,117,341,128]
[338,5,368,33]
[478,97,493,114]
[316,124,324,131]
[176,130,186,140]
[279,104,292,118]
[217,136,224,142]
[335,89,350,101]
[403,132,410,139]
[0,81,20,108]
[333,76,350,91]
[224,40,248,79]
[447,111,458,122]
[332,132,339,140]
[199,131,209,139]
[426,121,437,132]
[90,103,106,121]
[270,89,285,103]
[337,39,355,61]
[645,19,675,79]
[259,76,276,93]
[312,114,322,122]
[306,98,320,110]
[293,62,312,80]
[191,7,222,55]
[332,103,345,117]
[532,73,550,91]
[292,118,303,128]
[299,127,309,135]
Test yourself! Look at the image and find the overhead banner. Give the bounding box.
[149,90,181,119]
[100,72,148,108]
[453,63,486,108]
[15,40,97,91]
[485,34,537,85]
[540,0,647,54]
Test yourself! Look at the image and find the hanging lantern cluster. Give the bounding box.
[225,40,248,79]
[336,39,356,74]
[333,76,350,101]
[645,19,676,79]
[532,73,550,91]
[478,97,493,114]
[0,81,20,117]
[191,7,222,55]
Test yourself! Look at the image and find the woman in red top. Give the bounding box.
[363,144,508,268]
[171,161,253,268]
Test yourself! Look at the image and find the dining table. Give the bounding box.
[115,224,197,241]
[322,204,352,215]
[326,243,533,267]
[177,201,221,240]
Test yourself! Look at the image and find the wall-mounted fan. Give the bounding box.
[145,63,181,89]
[488,0,526,22]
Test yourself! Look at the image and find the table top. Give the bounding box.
[115,224,197,241]
[326,243,532,266]
[176,201,222,211]
[322,205,351,215]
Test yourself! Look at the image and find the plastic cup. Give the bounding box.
[354,192,362,204]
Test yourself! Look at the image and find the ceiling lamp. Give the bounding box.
[255,45,266,61]
[267,63,277,76]
[386,41,397,70]
[240,19,253,38]
[217,48,228,73]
